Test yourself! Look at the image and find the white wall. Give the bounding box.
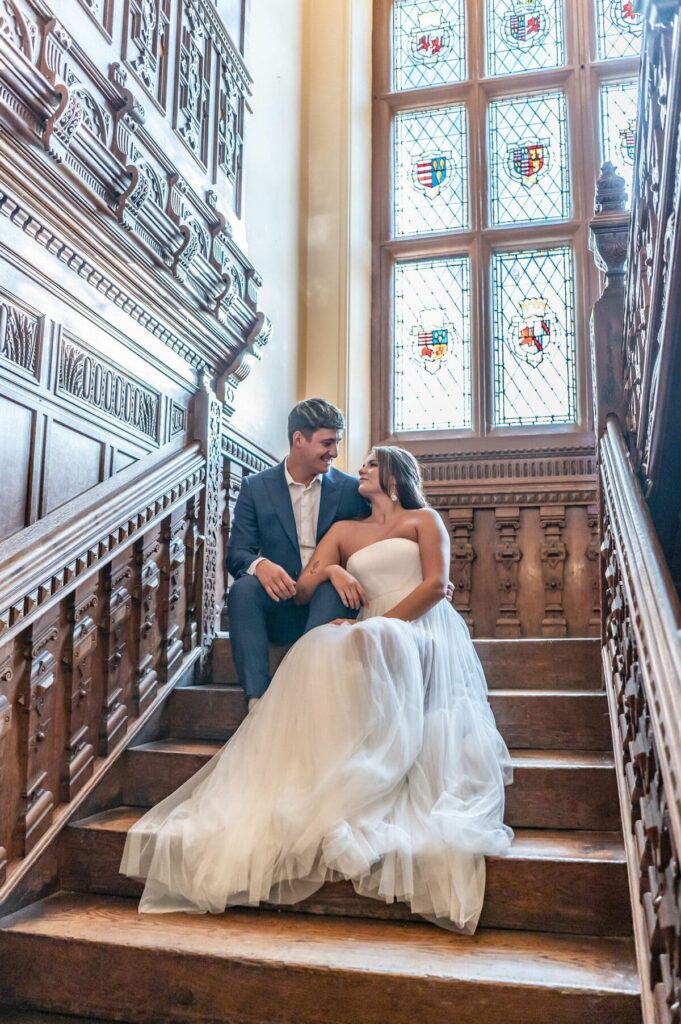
[229,0,306,461]
[230,0,373,470]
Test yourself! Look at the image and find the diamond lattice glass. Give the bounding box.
[600,79,638,205]
[485,0,566,78]
[393,0,466,91]
[489,91,570,225]
[394,105,468,236]
[394,257,472,431]
[492,247,577,426]
[595,0,643,60]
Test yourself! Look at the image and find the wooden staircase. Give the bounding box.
[0,636,642,1024]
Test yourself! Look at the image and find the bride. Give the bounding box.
[120,445,513,933]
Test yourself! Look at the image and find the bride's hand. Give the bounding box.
[330,618,356,626]
[328,565,367,610]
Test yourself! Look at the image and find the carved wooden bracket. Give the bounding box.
[447,508,475,634]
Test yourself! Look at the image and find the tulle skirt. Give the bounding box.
[120,598,513,933]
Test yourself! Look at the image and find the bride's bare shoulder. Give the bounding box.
[411,507,448,536]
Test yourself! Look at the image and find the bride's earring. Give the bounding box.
[390,489,398,503]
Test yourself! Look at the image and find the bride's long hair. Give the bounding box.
[373,446,428,510]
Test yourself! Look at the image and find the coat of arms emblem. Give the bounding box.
[508,140,549,188]
[411,9,451,63]
[413,153,450,199]
[511,297,553,367]
[503,0,550,48]
[412,309,454,374]
[618,117,637,163]
[609,0,642,33]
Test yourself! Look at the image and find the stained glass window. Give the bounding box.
[595,0,643,60]
[492,246,577,426]
[394,257,471,431]
[600,79,638,204]
[486,0,566,78]
[394,105,468,236]
[393,0,466,91]
[489,90,570,225]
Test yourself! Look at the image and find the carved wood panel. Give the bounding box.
[422,447,598,638]
[61,582,100,802]
[122,0,171,109]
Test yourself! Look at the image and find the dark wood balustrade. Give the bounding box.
[0,437,206,897]
[589,4,681,1023]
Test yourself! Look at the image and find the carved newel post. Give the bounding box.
[193,372,223,667]
[588,162,630,437]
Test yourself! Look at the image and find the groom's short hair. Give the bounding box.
[288,398,345,444]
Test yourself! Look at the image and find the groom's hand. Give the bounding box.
[255,559,297,602]
[446,580,455,602]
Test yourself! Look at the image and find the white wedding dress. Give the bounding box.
[120,538,513,933]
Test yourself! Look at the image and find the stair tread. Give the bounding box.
[0,892,638,993]
[70,805,625,862]
[130,736,616,768]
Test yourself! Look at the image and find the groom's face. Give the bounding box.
[295,428,341,476]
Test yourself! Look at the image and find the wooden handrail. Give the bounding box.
[0,440,205,646]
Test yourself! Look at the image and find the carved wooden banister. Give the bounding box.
[0,437,212,901]
[600,416,681,1024]
[0,441,204,644]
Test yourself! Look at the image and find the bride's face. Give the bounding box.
[358,452,383,499]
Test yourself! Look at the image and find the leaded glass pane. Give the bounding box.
[600,79,638,205]
[393,0,466,92]
[485,0,565,78]
[489,91,570,225]
[595,0,643,60]
[492,247,577,426]
[394,258,471,431]
[394,105,468,236]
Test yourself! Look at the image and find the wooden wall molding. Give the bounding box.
[58,333,161,443]
[0,0,269,389]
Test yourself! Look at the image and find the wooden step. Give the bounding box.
[121,738,620,830]
[212,633,602,690]
[166,683,612,750]
[0,1012,109,1023]
[62,806,631,936]
[0,893,641,1024]
[164,684,246,739]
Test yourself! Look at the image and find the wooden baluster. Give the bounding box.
[100,555,134,755]
[0,647,12,883]
[159,509,187,684]
[447,508,475,635]
[540,505,568,638]
[61,585,99,802]
[494,507,521,638]
[586,503,601,632]
[221,459,243,631]
[16,616,59,855]
[193,376,223,665]
[183,495,201,654]
[132,531,161,714]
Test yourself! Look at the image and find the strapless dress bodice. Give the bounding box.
[346,538,423,605]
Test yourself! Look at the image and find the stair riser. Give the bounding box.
[61,827,631,936]
[212,637,602,691]
[166,687,246,739]
[122,749,619,830]
[167,686,612,750]
[0,931,641,1024]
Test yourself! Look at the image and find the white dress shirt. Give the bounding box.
[247,460,323,576]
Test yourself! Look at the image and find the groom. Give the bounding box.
[227,398,368,708]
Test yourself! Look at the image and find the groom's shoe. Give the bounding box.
[248,697,260,713]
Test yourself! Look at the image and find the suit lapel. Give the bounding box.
[317,471,343,541]
[263,462,299,557]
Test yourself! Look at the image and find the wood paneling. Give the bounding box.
[43,423,103,516]
[0,397,33,541]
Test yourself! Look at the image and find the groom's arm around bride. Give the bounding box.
[226,398,368,702]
